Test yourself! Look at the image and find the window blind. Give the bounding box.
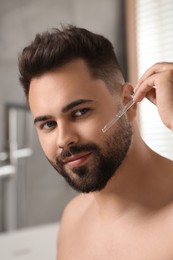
[135,0,173,160]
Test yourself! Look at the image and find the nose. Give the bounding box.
[57,123,79,150]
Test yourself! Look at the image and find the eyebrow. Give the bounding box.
[62,99,94,113]
[34,99,94,125]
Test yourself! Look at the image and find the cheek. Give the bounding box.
[79,120,105,144]
[37,133,57,160]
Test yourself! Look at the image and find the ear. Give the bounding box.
[121,82,137,120]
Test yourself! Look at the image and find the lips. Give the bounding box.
[63,152,92,167]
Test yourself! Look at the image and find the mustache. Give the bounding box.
[57,143,99,163]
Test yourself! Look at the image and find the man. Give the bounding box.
[18,26,173,260]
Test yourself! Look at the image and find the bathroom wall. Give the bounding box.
[0,0,127,231]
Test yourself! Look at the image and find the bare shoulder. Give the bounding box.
[57,193,94,255]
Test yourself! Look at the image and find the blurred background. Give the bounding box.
[0,0,173,259]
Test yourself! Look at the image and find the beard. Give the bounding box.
[47,117,132,193]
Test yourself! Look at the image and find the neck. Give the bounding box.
[92,128,172,220]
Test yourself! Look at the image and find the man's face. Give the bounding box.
[29,59,132,193]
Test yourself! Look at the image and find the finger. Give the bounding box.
[137,62,173,86]
[145,88,157,106]
[133,74,157,102]
[135,62,173,91]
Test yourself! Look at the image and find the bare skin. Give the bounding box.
[29,60,173,260]
[134,62,173,130]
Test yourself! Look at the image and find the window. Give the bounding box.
[131,0,173,160]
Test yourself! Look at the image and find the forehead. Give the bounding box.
[29,59,115,116]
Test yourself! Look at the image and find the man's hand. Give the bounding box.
[134,62,173,130]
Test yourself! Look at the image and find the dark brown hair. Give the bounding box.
[18,25,124,98]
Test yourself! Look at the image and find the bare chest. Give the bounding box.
[60,216,173,260]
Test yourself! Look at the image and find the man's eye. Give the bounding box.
[41,121,57,129]
[72,108,91,118]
